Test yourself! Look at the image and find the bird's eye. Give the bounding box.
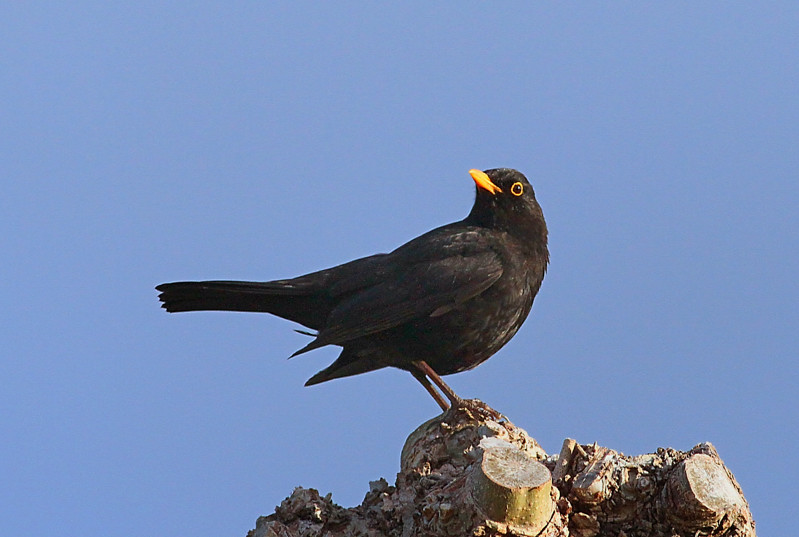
[510,182,524,196]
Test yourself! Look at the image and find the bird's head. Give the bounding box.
[466,168,547,246]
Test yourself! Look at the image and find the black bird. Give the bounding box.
[157,168,548,410]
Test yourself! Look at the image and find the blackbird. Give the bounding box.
[157,168,548,410]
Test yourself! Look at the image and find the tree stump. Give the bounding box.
[248,401,755,537]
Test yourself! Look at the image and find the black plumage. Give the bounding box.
[157,168,548,410]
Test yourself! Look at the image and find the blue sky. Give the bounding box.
[2,3,797,536]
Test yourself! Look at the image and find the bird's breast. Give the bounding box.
[402,265,541,375]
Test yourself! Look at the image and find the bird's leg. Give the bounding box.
[410,368,449,411]
[412,360,465,408]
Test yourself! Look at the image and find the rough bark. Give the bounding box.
[248,401,755,537]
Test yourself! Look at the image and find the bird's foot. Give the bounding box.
[445,397,504,421]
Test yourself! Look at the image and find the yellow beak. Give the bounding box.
[469,169,502,195]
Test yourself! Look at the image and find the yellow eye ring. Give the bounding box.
[510,182,524,196]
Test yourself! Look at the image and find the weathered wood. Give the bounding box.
[248,401,755,537]
[551,438,577,483]
[570,445,614,505]
[663,453,747,532]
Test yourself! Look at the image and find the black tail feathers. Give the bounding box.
[156,280,330,329]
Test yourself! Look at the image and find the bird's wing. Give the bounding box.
[291,230,503,355]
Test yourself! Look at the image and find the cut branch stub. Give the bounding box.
[663,453,746,531]
[468,437,554,533]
